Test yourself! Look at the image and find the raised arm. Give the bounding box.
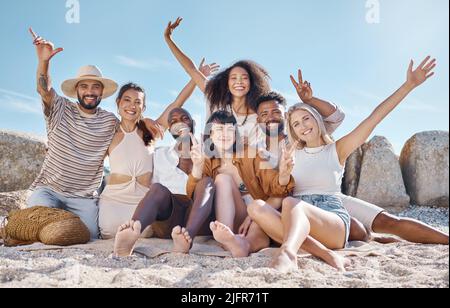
[164,18,217,94]
[156,58,220,129]
[336,56,437,165]
[29,28,63,109]
[290,69,337,118]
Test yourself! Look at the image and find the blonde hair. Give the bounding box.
[286,103,334,149]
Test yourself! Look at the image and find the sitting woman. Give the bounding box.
[98,62,215,239]
[187,111,295,257]
[249,56,437,272]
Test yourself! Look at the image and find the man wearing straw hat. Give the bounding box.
[26,28,162,239]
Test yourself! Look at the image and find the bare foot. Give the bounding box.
[324,251,351,272]
[171,226,192,254]
[113,220,141,257]
[271,247,298,273]
[210,221,250,258]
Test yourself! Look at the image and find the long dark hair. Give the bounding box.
[205,60,271,115]
[116,83,154,146]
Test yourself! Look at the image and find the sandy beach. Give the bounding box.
[0,205,448,288]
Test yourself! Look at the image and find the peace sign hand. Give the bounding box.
[29,27,63,62]
[190,133,205,168]
[290,69,313,103]
[278,140,299,183]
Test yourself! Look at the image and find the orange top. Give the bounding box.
[186,147,295,201]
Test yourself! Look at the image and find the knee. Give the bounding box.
[147,183,171,199]
[196,177,216,193]
[349,218,370,242]
[214,174,233,186]
[281,197,300,212]
[372,212,399,232]
[247,200,267,220]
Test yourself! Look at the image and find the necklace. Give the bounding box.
[303,146,326,155]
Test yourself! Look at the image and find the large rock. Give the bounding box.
[356,136,410,212]
[342,147,363,197]
[0,190,28,216]
[0,130,47,192]
[400,131,449,208]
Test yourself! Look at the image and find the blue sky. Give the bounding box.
[0,0,448,153]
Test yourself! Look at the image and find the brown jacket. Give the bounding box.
[186,148,295,201]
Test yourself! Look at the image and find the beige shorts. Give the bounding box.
[338,194,385,232]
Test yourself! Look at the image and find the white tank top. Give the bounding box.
[109,127,153,177]
[292,143,344,197]
[101,127,154,206]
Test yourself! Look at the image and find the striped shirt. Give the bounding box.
[30,94,119,198]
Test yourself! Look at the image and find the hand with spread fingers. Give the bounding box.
[198,58,221,78]
[143,118,165,140]
[406,56,437,89]
[164,17,183,40]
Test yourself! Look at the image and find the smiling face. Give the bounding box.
[257,100,285,136]
[289,109,321,145]
[116,89,145,122]
[168,109,194,138]
[228,66,251,99]
[210,123,236,153]
[76,80,104,111]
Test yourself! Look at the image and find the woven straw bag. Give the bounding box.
[0,206,90,247]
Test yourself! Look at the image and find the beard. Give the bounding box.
[77,93,102,110]
[263,121,285,137]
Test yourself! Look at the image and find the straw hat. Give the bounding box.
[61,65,118,99]
[2,207,90,247]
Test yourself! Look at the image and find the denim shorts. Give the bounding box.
[297,194,351,246]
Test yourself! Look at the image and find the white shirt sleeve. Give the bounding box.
[324,105,346,135]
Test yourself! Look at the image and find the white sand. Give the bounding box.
[0,206,448,288]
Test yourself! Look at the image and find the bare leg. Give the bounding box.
[349,217,371,242]
[185,177,216,238]
[249,198,348,272]
[172,177,216,253]
[132,184,174,230]
[372,212,449,245]
[209,174,259,257]
[349,217,402,244]
[248,199,349,272]
[113,184,173,257]
[272,198,311,273]
[245,222,270,253]
[214,174,248,232]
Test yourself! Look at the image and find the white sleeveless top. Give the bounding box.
[100,127,154,206]
[292,143,345,197]
[109,127,153,178]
